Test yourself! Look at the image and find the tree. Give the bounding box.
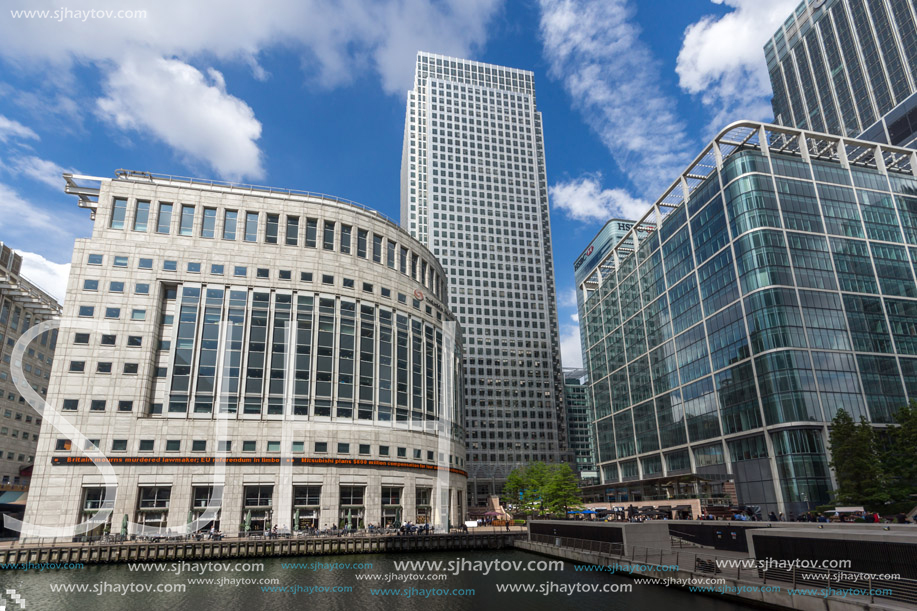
[502,462,583,517]
[882,400,917,502]
[828,409,889,506]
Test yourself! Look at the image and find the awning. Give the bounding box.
[833,506,865,513]
[674,505,692,511]
[0,491,25,504]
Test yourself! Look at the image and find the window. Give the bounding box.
[291,441,304,453]
[55,439,71,451]
[113,256,128,268]
[88,254,103,265]
[135,283,150,294]
[110,281,124,293]
[343,278,354,289]
[359,444,370,455]
[131,309,146,321]
[279,270,291,280]
[337,442,350,454]
[118,400,133,412]
[234,266,247,277]
[323,221,335,250]
[363,282,373,293]
[110,197,127,229]
[90,400,105,411]
[223,210,238,240]
[187,262,201,273]
[138,257,153,269]
[69,361,85,373]
[397,447,407,458]
[242,440,256,452]
[163,260,177,271]
[192,440,206,452]
[139,440,154,452]
[111,439,127,451]
[322,274,334,285]
[300,272,313,282]
[96,362,112,374]
[315,441,328,453]
[85,439,100,450]
[217,440,232,452]
[101,334,117,346]
[357,229,368,258]
[267,441,280,452]
[211,264,224,275]
[372,234,383,263]
[105,308,120,319]
[133,201,150,231]
[156,203,173,233]
[123,363,138,374]
[127,336,143,347]
[413,449,421,459]
[179,205,195,236]
[201,207,216,238]
[340,225,351,254]
[62,399,78,411]
[83,279,99,291]
[244,212,259,242]
[257,268,269,278]
[286,216,299,246]
[305,219,317,247]
[166,440,180,452]
[265,213,279,244]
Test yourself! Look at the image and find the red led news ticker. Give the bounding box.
[50,455,467,476]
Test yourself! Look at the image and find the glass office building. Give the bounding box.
[578,121,917,516]
[563,369,597,482]
[400,52,568,505]
[765,0,917,148]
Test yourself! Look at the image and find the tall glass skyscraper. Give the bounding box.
[400,52,567,505]
[765,0,917,148]
[578,121,917,517]
[563,369,597,483]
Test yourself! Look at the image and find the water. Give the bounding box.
[5,550,761,611]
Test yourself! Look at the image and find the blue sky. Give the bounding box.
[0,0,800,368]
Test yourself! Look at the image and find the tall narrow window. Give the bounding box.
[372,234,383,263]
[340,225,352,254]
[387,240,396,268]
[305,219,318,247]
[133,201,150,231]
[265,214,279,244]
[156,203,173,234]
[285,216,299,246]
[110,198,127,229]
[357,229,368,258]
[179,205,195,236]
[223,210,238,240]
[244,212,259,242]
[323,221,335,250]
[201,208,216,238]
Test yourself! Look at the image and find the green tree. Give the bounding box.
[828,409,889,506]
[882,400,917,502]
[543,463,583,516]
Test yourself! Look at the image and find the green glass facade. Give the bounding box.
[578,122,917,516]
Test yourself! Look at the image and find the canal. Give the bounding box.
[6,549,761,610]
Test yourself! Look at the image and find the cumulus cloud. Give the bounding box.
[559,287,579,308]
[97,57,264,181]
[7,155,75,189]
[550,173,650,222]
[0,182,67,236]
[17,251,70,303]
[538,0,693,199]
[676,0,799,131]
[560,323,583,369]
[0,115,38,142]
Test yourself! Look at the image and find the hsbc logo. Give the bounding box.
[585,246,594,256]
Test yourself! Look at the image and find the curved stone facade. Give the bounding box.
[23,172,465,537]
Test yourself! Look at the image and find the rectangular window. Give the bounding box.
[118,400,133,412]
[187,262,200,273]
[166,440,180,452]
[156,203,173,233]
[286,216,299,246]
[138,257,153,269]
[69,361,85,372]
[267,441,280,452]
[223,210,238,240]
[83,279,98,291]
[340,225,351,254]
[55,439,71,451]
[131,309,147,321]
[139,440,154,452]
[192,440,206,452]
[90,400,106,411]
[101,334,116,345]
[110,198,128,229]
[62,399,78,411]
[74,333,90,344]
[305,219,318,247]
[109,281,124,293]
[242,440,256,452]
[136,283,150,294]
[105,308,120,319]
[179,205,195,236]
[88,253,103,265]
[78,306,94,317]
[113,256,128,267]
[133,201,150,231]
[111,440,127,452]
[357,229,368,258]
[244,212,259,242]
[315,441,328,453]
[234,266,247,277]
[265,213,279,244]
[201,208,216,238]
[211,264,224,275]
[323,221,335,250]
[163,260,177,271]
[372,234,383,263]
[337,443,350,454]
[300,272,313,282]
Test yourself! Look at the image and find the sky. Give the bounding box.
[0,0,800,369]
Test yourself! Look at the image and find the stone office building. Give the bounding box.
[22,171,466,538]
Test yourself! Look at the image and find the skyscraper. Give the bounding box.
[579,121,917,517]
[765,0,917,148]
[563,369,597,483]
[400,52,567,505]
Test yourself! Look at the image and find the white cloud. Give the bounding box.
[676,0,798,131]
[96,56,264,181]
[550,173,650,222]
[570,313,579,323]
[17,251,70,304]
[7,155,75,189]
[0,115,38,142]
[538,0,693,199]
[559,287,578,308]
[560,323,583,369]
[0,182,67,236]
